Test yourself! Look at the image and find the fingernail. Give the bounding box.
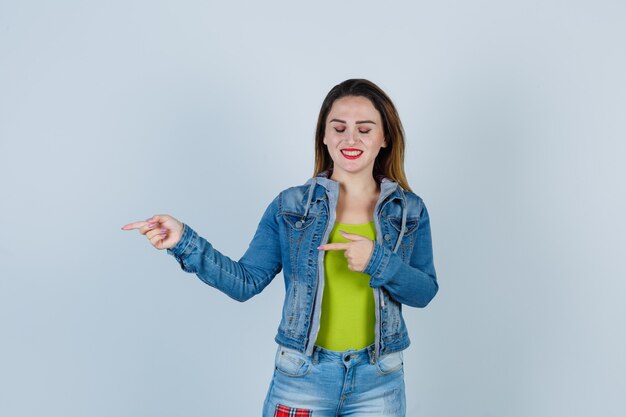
[160,228,167,233]
[147,223,155,228]
[317,246,322,250]
[339,230,347,234]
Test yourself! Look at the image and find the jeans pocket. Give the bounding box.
[275,346,312,377]
[375,350,404,376]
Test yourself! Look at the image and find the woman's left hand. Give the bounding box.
[317,231,375,272]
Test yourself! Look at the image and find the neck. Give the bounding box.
[330,169,379,197]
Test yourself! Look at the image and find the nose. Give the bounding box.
[346,128,359,144]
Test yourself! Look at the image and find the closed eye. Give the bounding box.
[334,128,346,133]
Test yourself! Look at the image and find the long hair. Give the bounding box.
[313,79,411,192]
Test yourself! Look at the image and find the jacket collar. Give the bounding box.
[305,169,401,199]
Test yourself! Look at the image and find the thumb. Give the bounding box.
[148,214,168,224]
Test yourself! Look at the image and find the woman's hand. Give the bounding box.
[121,214,185,250]
[317,231,375,272]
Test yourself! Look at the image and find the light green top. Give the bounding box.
[315,221,376,351]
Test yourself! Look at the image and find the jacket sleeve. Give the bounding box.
[363,200,438,308]
[166,195,283,302]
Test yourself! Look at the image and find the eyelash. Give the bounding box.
[334,128,371,134]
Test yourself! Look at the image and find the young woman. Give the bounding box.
[122,79,438,417]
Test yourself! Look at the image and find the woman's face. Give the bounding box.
[323,95,387,179]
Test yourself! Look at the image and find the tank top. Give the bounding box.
[315,221,376,351]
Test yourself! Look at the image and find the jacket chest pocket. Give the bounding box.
[282,212,317,231]
[280,211,326,279]
[282,212,322,245]
[386,216,420,260]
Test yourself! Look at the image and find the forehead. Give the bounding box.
[327,96,381,122]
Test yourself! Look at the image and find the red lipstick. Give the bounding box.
[340,148,363,160]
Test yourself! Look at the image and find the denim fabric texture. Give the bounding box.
[166,170,438,360]
[262,344,406,416]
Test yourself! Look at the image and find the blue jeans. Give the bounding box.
[262,344,406,416]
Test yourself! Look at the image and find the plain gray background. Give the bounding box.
[1,1,625,416]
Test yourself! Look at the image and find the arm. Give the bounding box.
[363,201,439,308]
[166,196,283,302]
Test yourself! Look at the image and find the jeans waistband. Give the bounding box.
[312,344,377,365]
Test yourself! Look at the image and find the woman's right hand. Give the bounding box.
[121,214,185,250]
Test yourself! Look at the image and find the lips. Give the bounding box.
[340,148,363,160]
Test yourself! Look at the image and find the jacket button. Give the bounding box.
[384,234,391,241]
[295,221,303,228]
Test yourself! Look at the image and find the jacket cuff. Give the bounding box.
[363,242,392,288]
[166,223,196,260]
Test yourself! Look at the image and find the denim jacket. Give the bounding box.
[166,171,438,360]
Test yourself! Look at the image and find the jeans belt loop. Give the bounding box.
[312,346,320,365]
[368,345,377,365]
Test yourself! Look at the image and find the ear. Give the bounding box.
[382,138,388,148]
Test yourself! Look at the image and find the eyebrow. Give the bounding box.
[329,118,377,125]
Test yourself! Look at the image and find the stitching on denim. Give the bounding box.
[376,245,391,279]
[182,229,197,259]
[201,246,274,297]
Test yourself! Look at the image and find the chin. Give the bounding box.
[333,164,373,176]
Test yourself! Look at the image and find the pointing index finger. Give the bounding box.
[338,231,368,241]
[121,221,149,230]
